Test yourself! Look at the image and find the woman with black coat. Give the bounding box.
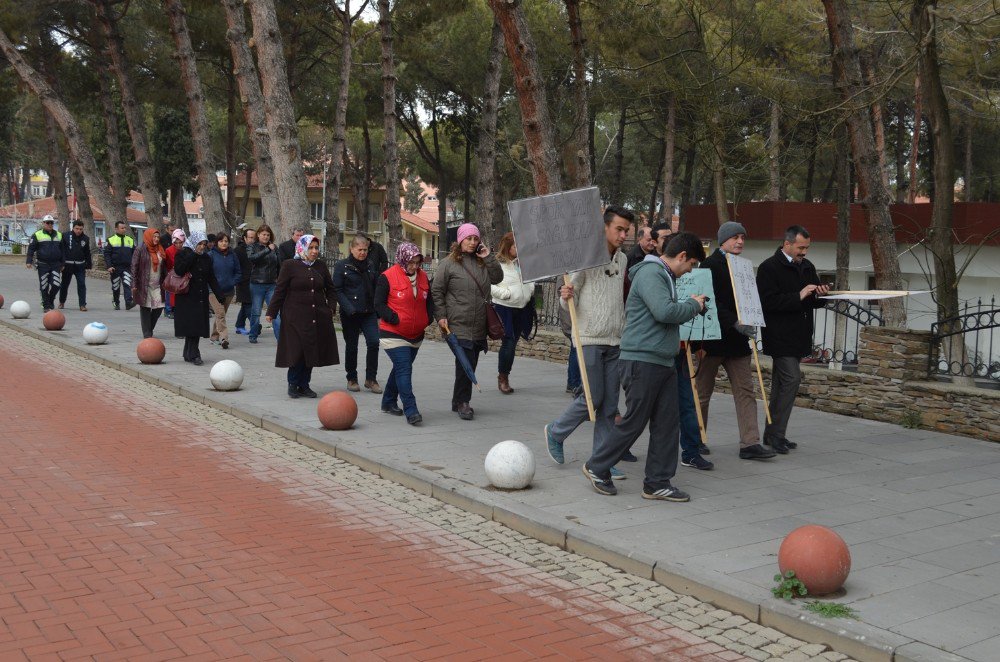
[173,231,224,365]
[333,235,381,393]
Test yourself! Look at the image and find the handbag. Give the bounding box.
[163,270,191,295]
[459,260,505,340]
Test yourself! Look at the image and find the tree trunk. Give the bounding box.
[895,102,907,202]
[164,0,227,235]
[767,99,781,200]
[92,0,162,229]
[708,109,729,224]
[221,0,281,230]
[610,105,627,202]
[323,5,356,260]
[225,66,237,214]
[42,110,71,233]
[487,0,561,195]
[247,0,310,240]
[377,0,403,249]
[475,19,503,245]
[239,165,253,221]
[662,95,676,218]
[832,123,851,368]
[648,140,664,223]
[803,122,817,201]
[68,163,96,245]
[94,50,127,213]
[170,182,187,233]
[964,111,973,201]
[0,27,127,232]
[823,0,906,327]
[564,0,591,187]
[908,74,923,204]
[862,56,890,190]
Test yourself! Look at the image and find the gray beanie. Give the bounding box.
[718,221,747,245]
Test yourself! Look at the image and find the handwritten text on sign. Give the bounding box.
[727,254,766,327]
[677,269,721,340]
[507,187,608,283]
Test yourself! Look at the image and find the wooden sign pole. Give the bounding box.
[725,255,772,424]
[685,345,709,444]
[563,274,596,422]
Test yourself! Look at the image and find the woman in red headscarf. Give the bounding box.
[131,227,167,338]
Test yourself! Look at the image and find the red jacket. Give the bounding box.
[379,265,430,338]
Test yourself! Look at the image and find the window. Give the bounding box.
[310,202,323,221]
[254,200,263,218]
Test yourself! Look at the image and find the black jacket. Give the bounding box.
[247,242,281,284]
[103,232,136,269]
[63,231,93,268]
[626,243,652,271]
[699,249,751,357]
[277,238,297,264]
[234,242,252,301]
[368,240,389,274]
[26,228,65,265]
[756,248,826,358]
[173,248,224,338]
[333,255,379,317]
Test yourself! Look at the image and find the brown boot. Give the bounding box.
[498,373,514,394]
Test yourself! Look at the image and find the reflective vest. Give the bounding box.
[107,234,135,249]
[378,264,430,338]
[34,229,62,242]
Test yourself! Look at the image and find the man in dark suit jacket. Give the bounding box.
[695,221,776,461]
[756,225,829,452]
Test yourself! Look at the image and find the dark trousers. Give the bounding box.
[139,307,162,338]
[588,360,680,491]
[383,345,420,417]
[452,344,481,405]
[235,301,250,330]
[110,267,133,306]
[341,312,379,382]
[566,341,582,391]
[676,354,703,461]
[59,263,86,307]
[765,356,802,443]
[182,336,201,361]
[498,337,518,375]
[36,263,62,310]
[288,362,313,388]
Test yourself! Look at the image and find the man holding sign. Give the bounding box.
[756,226,829,452]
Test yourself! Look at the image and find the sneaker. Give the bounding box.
[621,451,638,462]
[406,413,422,425]
[544,424,564,464]
[582,464,617,496]
[114,302,121,311]
[249,337,258,344]
[763,438,790,454]
[221,340,229,350]
[610,466,627,480]
[164,311,172,318]
[210,339,220,345]
[287,384,300,399]
[235,327,247,335]
[681,455,714,471]
[298,386,318,398]
[364,380,383,394]
[381,404,404,416]
[698,443,711,456]
[347,380,360,392]
[740,444,777,460]
[642,484,690,502]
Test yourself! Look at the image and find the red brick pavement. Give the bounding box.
[0,334,746,661]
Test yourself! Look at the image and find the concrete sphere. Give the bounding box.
[137,338,166,364]
[317,391,358,430]
[484,440,536,489]
[10,300,30,319]
[778,525,851,596]
[82,322,109,344]
[210,359,244,391]
[43,310,66,330]
[0,294,5,308]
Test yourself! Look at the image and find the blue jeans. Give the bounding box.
[288,362,313,387]
[249,282,278,340]
[566,341,582,390]
[341,312,379,382]
[498,337,517,375]
[676,353,703,461]
[383,346,420,417]
[235,301,250,330]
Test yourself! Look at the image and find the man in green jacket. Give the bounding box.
[582,232,707,502]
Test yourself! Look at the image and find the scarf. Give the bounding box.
[144,228,166,269]
[295,234,317,265]
[185,230,207,250]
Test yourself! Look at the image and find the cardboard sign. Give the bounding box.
[677,269,721,341]
[726,253,766,327]
[507,187,608,282]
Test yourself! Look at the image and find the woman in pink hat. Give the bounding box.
[431,223,503,420]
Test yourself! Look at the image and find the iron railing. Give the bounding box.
[807,300,885,365]
[929,297,1000,383]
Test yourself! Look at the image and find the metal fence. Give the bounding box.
[930,297,1000,384]
[808,300,885,365]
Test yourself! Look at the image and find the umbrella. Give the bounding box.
[442,323,480,392]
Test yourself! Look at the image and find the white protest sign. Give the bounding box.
[726,253,766,327]
[677,269,721,341]
[507,187,608,282]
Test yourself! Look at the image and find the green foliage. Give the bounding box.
[804,601,859,619]
[151,108,197,195]
[403,171,426,214]
[12,243,22,255]
[899,411,922,429]
[772,570,808,601]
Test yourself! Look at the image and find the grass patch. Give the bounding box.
[804,601,859,619]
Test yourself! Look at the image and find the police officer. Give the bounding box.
[103,220,136,310]
[59,220,92,311]
[25,215,66,312]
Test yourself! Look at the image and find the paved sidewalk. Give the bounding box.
[3,265,999,661]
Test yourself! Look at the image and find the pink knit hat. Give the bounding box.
[456,223,480,245]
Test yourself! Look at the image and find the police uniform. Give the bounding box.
[60,229,93,309]
[26,226,65,311]
[103,231,136,309]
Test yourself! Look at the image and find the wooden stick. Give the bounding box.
[685,345,708,444]
[563,273,595,422]
[725,254,770,423]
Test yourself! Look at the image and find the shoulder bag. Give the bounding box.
[459,259,505,340]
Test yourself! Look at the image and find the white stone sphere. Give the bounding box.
[485,440,536,489]
[210,359,244,391]
[10,300,30,319]
[82,322,109,344]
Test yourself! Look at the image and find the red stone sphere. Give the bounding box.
[42,309,66,331]
[317,390,358,430]
[137,337,166,364]
[0,294,5,309]
[778,525,851,596]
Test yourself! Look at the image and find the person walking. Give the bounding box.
[163,228,186,319]
[333,235,381,393]
[626,225,657,270]
[491,232,535,395]
[208,233,241,350]
[173,231,224,365]
[366,234,389,273]
[375,242,433,425]
[756,225,829,452]
[431,223,503,421]
[234,227,255,335]
[246,224,281,344]
[103,221,136,310]
[25,215,65,312]
[59,220,91,311]
[159,221,175,250]
[130,228,167,338]
[265,234,340,398]
[277,226,306,263]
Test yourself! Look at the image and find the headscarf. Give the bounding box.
[185,230,207,250]
[143,228,166,269]
[171,228,187,243]
[295,234,318,265]
[395,242,423,268]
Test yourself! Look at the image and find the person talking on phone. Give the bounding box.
[431,223,503,421]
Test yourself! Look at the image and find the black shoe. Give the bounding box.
[406,413,422,425]
[451,401,460,412]
[621,451,639,463]
[642,484,690,502]
[582,464,617,496]
[740,444,777,460]
[763,438,791,454]
[288,384,300,398]
[221,340,229,349]
[784,439,798,449]
[192,357,204,366]
[681,455,714,471]
[382,404,404,416]
[698,443,711,456]
[114,302,120,310]
[298,386,318,398]
[456,402,474,420]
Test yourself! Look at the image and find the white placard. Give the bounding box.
[677,269,721,341]
[726,253,765,327]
